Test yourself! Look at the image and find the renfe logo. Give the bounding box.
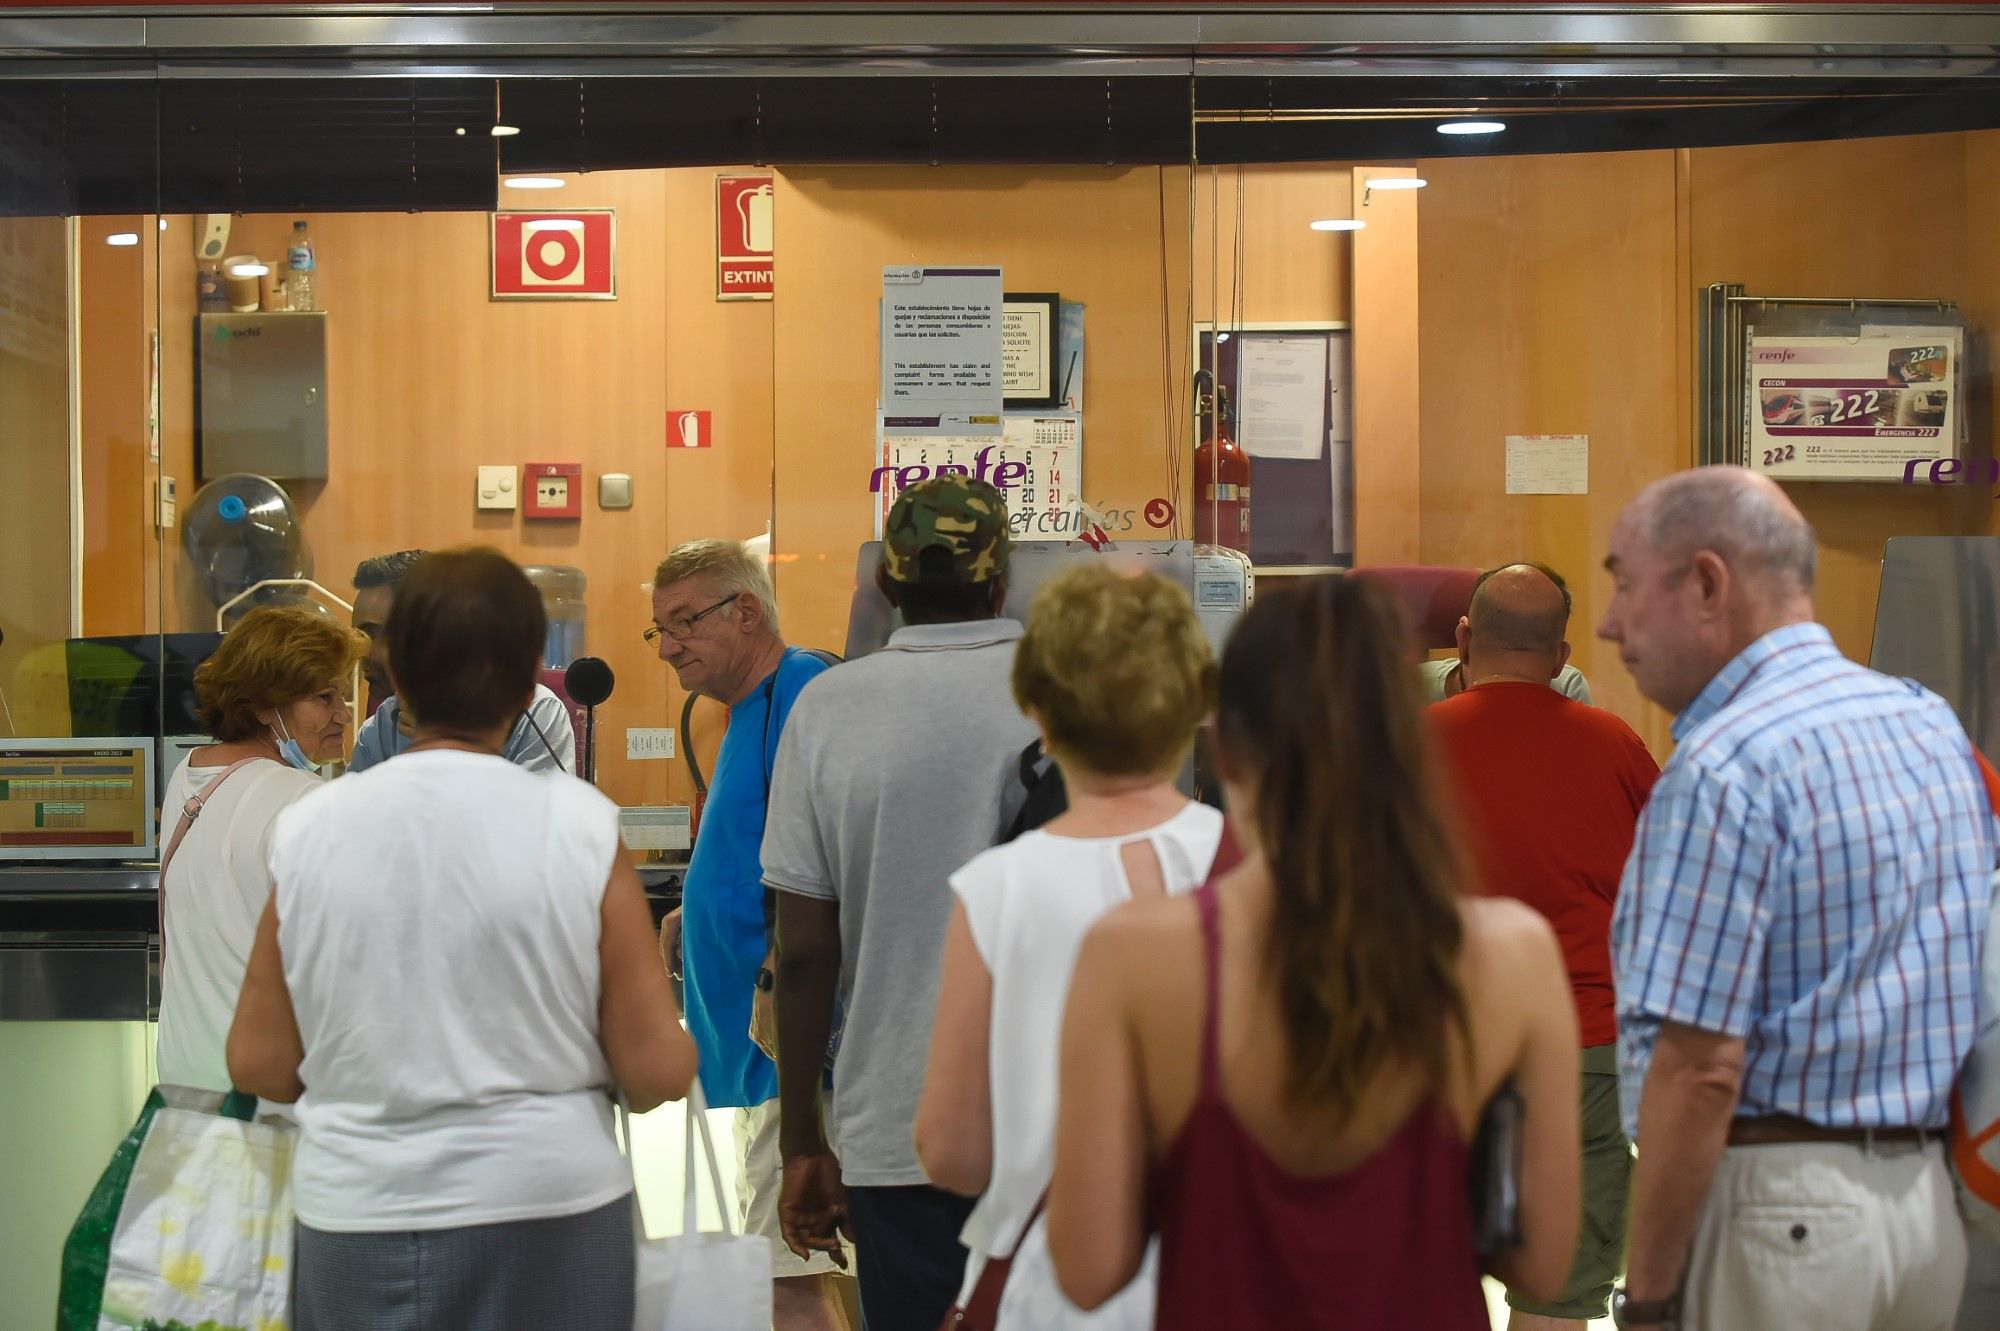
[1905,456,2000,488]
[1752,349,1801,364]
[869,446,1027,494]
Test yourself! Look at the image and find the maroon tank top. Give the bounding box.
[1150,880,1489,1331]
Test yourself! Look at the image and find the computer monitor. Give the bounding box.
[65,633,223,739]
[1869,535,2000,766]
[0,737,158,861]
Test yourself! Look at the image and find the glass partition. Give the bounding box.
[8,35,2000,1329]
[0,77,163,1318]
[1211,99,2000,757]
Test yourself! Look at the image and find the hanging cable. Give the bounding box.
[1159,165,1184,535]
[1224,163,1240,349]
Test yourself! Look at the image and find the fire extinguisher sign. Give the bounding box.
[717,173,774,301]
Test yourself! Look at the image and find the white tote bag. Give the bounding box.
[68,1088,296,1331]
[627,1082,772,1331]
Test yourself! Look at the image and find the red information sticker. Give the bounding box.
[491,210,616,300]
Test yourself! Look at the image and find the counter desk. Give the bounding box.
[0,863,684,1022]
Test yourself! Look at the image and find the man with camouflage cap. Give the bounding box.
[765,475,1036,1331]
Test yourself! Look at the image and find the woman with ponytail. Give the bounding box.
[1045,574,1580,1327]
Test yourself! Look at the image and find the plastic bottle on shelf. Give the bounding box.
[286,221,316,311]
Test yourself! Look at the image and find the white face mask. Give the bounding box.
[271,713,325,778]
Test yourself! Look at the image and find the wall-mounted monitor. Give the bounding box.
[0,738,158,862]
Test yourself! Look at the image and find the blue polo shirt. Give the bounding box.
[683,647,830,1108]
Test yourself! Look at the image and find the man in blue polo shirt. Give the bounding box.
[651,538,844,1331]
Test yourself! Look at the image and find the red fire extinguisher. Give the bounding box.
[1194,372,1252,552]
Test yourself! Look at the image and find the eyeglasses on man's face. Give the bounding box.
[643,592,741,644]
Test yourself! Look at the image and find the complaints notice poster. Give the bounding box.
[1747,326,1960,480]
[880,266,1005,436]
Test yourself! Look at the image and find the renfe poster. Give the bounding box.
[880,265,1005,436]
[1748,326,1960,481]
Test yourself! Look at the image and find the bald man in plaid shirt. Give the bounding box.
[1597,467,1994,1331]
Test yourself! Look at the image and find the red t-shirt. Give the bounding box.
[1429,681,1660,1047]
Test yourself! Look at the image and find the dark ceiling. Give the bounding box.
[5,70,2000,215]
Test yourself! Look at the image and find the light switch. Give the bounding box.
[477,465,518,511]
[599,473,633,510]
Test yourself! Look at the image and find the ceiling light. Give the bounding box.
[505,176,565,189]
[158,217,169,229]
[225,262,270,277]
[455,127,467,136]
[1309,219,1366,232]
[105,232,139,246]
[1437,121,1506,136]
[1367,177,1428,190]
[491,125,521,138]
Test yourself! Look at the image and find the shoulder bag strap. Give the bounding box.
[158,757,266,983]
[943,1194,1048,1331]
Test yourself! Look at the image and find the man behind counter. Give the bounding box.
[348,550,576,774]
[1419,562,1596,705]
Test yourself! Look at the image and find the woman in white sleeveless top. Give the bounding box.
[916,564,1223,1331]
[227,549,696,1331]
[156,605,363,1094]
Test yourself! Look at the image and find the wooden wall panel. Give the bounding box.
[0,216,76,734]
[1192,165,1352,326]
[151,171,693,808]
[77,216,158,639]
[1686,132,1985,664]
[1415,150,1686,753]
[769,165,1194,657]
[1351,167,1422,566]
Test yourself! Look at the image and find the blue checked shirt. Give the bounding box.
[1613,623,1994,1137]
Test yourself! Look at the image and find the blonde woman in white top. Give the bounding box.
[156,606,363,1093]
[915,564,1222,1331]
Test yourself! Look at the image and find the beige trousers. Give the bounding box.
[1681,1139,1965,1330]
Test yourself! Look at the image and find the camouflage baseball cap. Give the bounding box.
[882,474,1012,585]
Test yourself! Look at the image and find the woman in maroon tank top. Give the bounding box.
[1044,575,1583,1329]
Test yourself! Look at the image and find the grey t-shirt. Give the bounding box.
[1417,657,1593,706]
[762,618,1035,1186]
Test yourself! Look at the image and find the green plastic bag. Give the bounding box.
[56,1087,291,1331]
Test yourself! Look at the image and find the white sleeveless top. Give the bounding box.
[951,801,1223,1330]
[269,749,628,1231]
[156,754,322,1093]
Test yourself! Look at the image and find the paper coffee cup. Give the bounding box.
[222,255,266,313]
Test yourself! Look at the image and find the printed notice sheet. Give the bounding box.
[1239,336,1329,461]
[881,266,1005,436]
[1505,435,1589,495]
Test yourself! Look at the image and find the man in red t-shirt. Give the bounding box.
[1429,563,1660,1331]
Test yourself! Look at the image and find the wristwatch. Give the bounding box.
[756,967,776,993]
[1611,1288,1681,1328]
